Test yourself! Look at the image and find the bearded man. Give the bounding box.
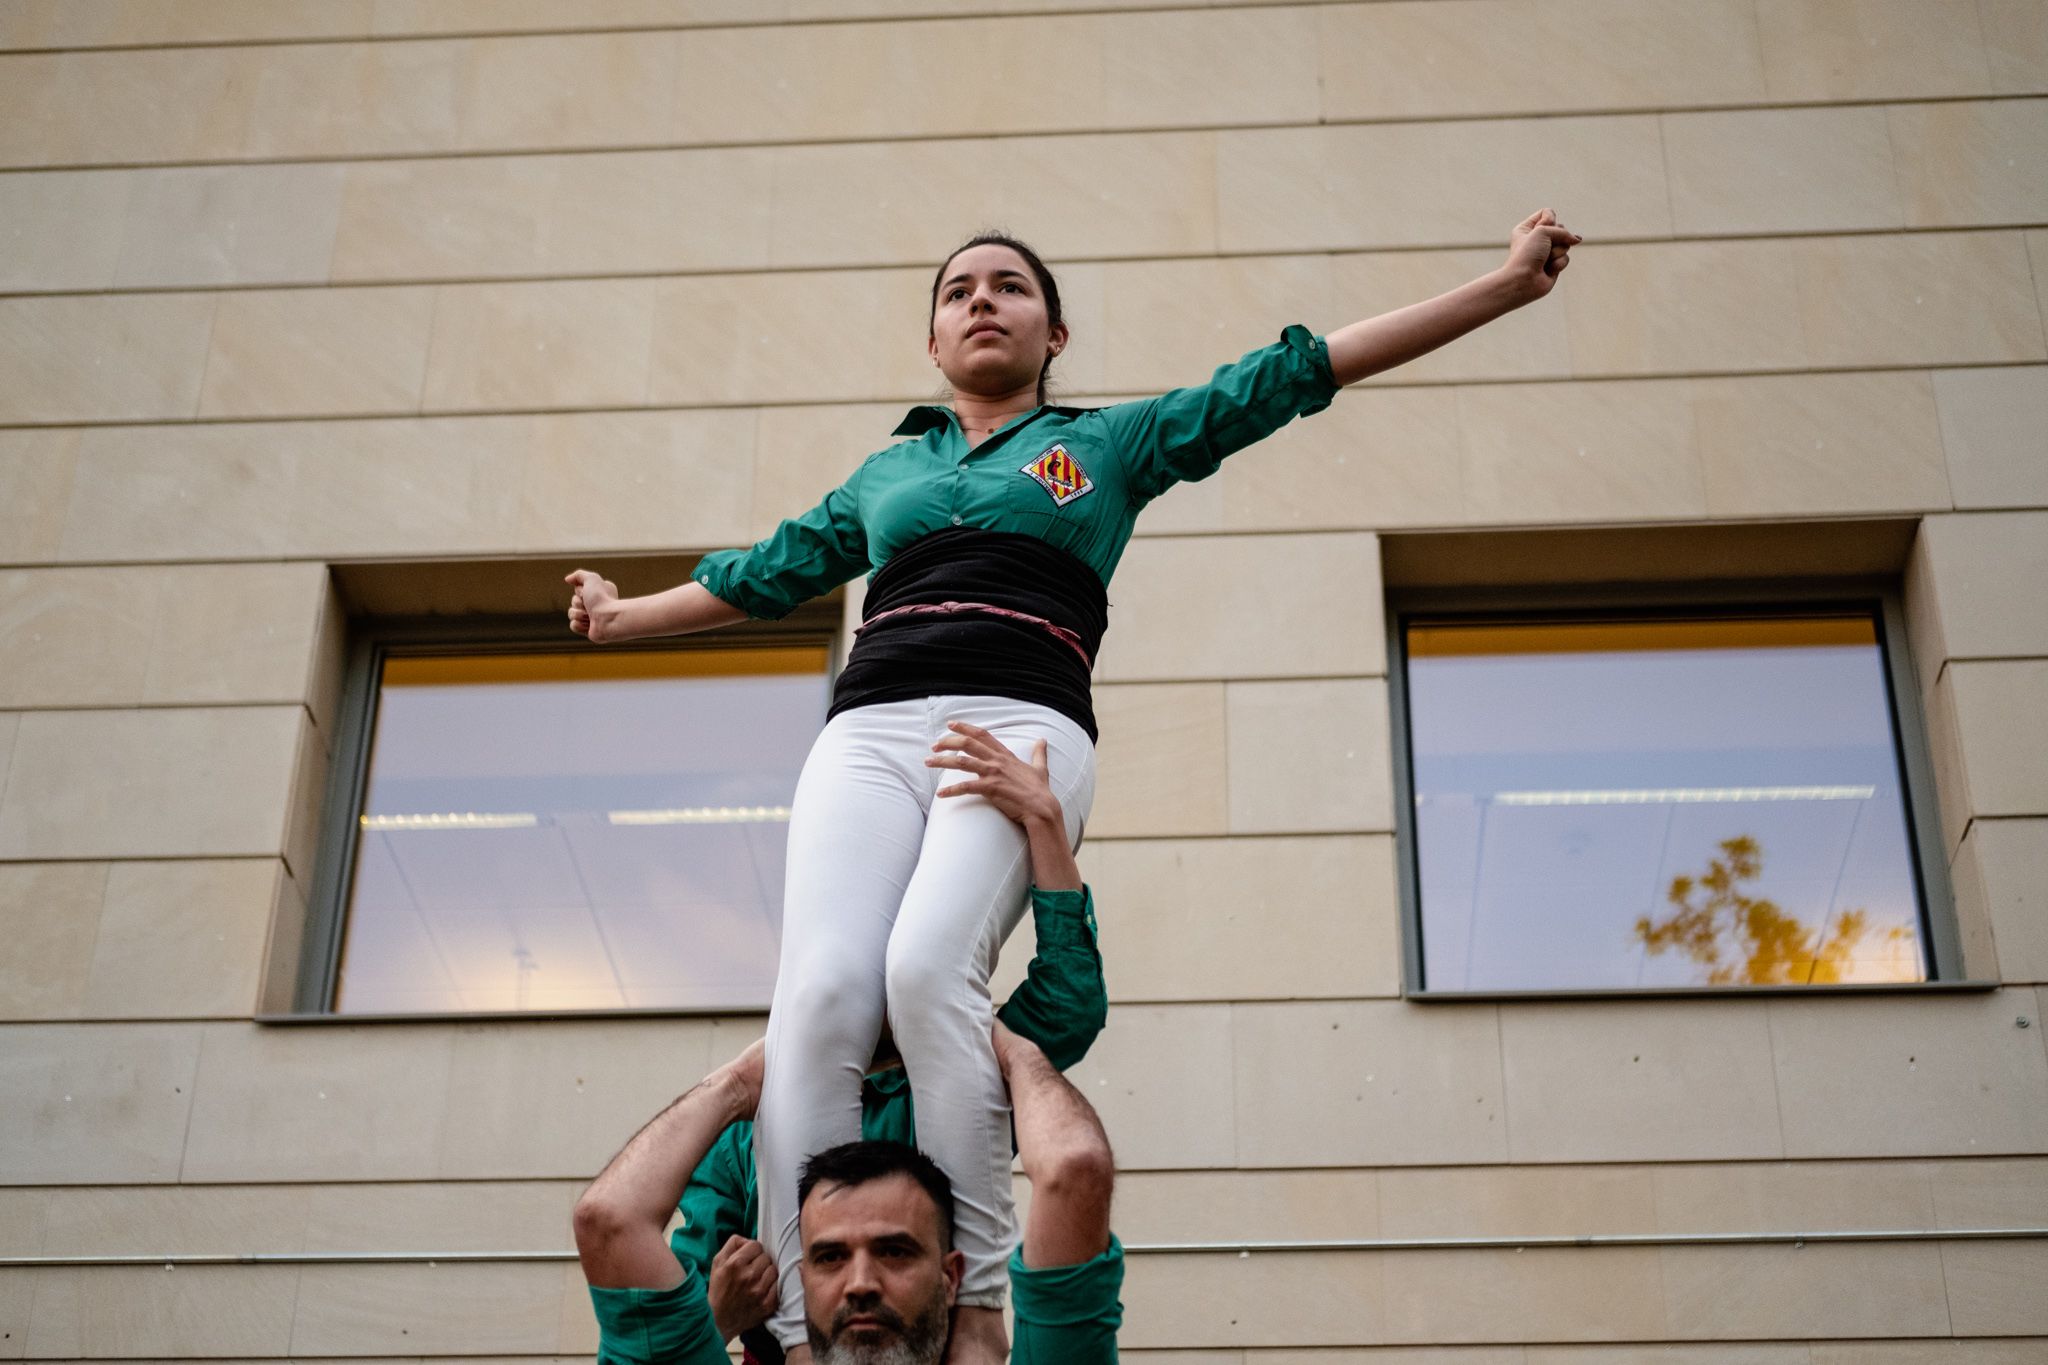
[575,1021,1121,1365]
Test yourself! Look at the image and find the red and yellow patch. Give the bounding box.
[1021,443,1094,507]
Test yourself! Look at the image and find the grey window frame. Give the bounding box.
[283,608,839,1020]
[1386,577,1982,1001]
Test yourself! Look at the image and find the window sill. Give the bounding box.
[1406,979,2003,1003]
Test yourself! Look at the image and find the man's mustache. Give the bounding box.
[830,1300,909,1339]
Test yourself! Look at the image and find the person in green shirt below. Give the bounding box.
[575,731,1120,1363]
[567,209,1583,1360]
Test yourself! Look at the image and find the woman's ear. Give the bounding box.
[1046,323,1069,359]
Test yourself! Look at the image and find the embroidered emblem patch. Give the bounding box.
[1021,443,1094,507]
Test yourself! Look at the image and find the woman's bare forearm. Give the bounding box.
[1324,266,1527,387]
[593,581,748,643]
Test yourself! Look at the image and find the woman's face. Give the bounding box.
[928,244,1067,399]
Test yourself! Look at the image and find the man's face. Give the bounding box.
[798,1174,962,1365]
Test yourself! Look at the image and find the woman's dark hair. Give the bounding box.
[798,1139,956,1251]
[928,230,1064,403]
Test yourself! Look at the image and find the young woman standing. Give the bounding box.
[568,208,1581,1361]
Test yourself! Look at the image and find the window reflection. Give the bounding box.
[1406,616,1927,991]
[334,646,830,1014]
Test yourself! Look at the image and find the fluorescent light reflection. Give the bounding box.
[607,805,793,826]
[360,812,539,831]
[1490,785,1876,807]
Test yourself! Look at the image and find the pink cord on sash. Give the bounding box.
[855,600,1094,668]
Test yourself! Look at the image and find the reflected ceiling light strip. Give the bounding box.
[1494,785,1876,807]
[608,805,794,825]
[360,812,539,831]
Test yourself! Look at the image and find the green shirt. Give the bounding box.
[588,1236,1124,1365]
[589,886,1114,1363]
[695,327,1338,619]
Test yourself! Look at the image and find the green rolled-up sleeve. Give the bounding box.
[1010,1235,1125,1364]
[692,465,870,620]
[1102,324,1339,506]
[995,885,1108,1073]
[588,1270,728,1365]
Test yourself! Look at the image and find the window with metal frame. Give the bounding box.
[1387,583,1962,997]
[293,614,835,1017]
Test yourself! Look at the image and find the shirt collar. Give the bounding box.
[889,403,1091,439]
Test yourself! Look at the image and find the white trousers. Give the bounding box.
[755,694,1096,1348]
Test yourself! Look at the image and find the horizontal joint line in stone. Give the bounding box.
[2,221,2040,303]
[0,0,1448,59]
[0,90,2039,177]
[6,361,2045,435]
[8,1227,2045,1268]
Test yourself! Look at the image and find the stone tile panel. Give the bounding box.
[1089,683,1228,838]
[1377,1163,1659,1238]
[1499,1000,1784,1162]
[39,1184,311,1256]
[1455,377,1706,525]
[113,163,345,290]
[1757,0,1994,101]
[179,1021,455,1182]
[198,285,435,419]
[1065,1003,1237,1169]
[1120,1247,1387,1348]
[0,429,78,565]
[1693,370,1951,518]
[0,169,131,291]
[289,1262,566,1355]
[1933,366,2048,510]
[1955,819,2048,985]
[1232,1000,1508,1168]
[0,293,215,424]
[1317,0,1767,120]
[1888,98,2048,227]
[1768,988,2048,1157]
[1664,104,1903,235]
[25,1263,299,1358]
[81,859,279,1020]
[1928,1155,2048,1228]
[1658,1239,1951,1339]
[0,1023,201,1184]
[1910,512,2048,664]
[0,707,303,861]
[1217,115,1670,255]
[1943,660,2048,820]
[1650,1159,1938,1234]
[1226,679,1392,836]
[1047,834,1400,1002]
[0,863,106,1020]
[1097,532,1382,682]
[1107,1168,1380,1243]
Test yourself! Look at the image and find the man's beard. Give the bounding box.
[806,1285,950,1365]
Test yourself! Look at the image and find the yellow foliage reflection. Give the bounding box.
[1633,835,1909,985]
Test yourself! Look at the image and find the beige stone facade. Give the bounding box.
[2,0,2045,1358]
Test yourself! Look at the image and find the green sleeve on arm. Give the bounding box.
[668,1122,754,1288]
[588,1268,729,1365]
[1009,1235,1125,1364]
[1100,324,1339,507]
[691,465,870,620]
[995,885,1108,1073]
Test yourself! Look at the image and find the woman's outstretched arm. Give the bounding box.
[1325,207,1582,387]
[566,572,747,644]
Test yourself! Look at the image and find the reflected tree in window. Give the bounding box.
[1634,835,1909,986]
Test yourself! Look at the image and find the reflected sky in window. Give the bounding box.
[1406,617,1927,991]
[335,646,829,1013]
